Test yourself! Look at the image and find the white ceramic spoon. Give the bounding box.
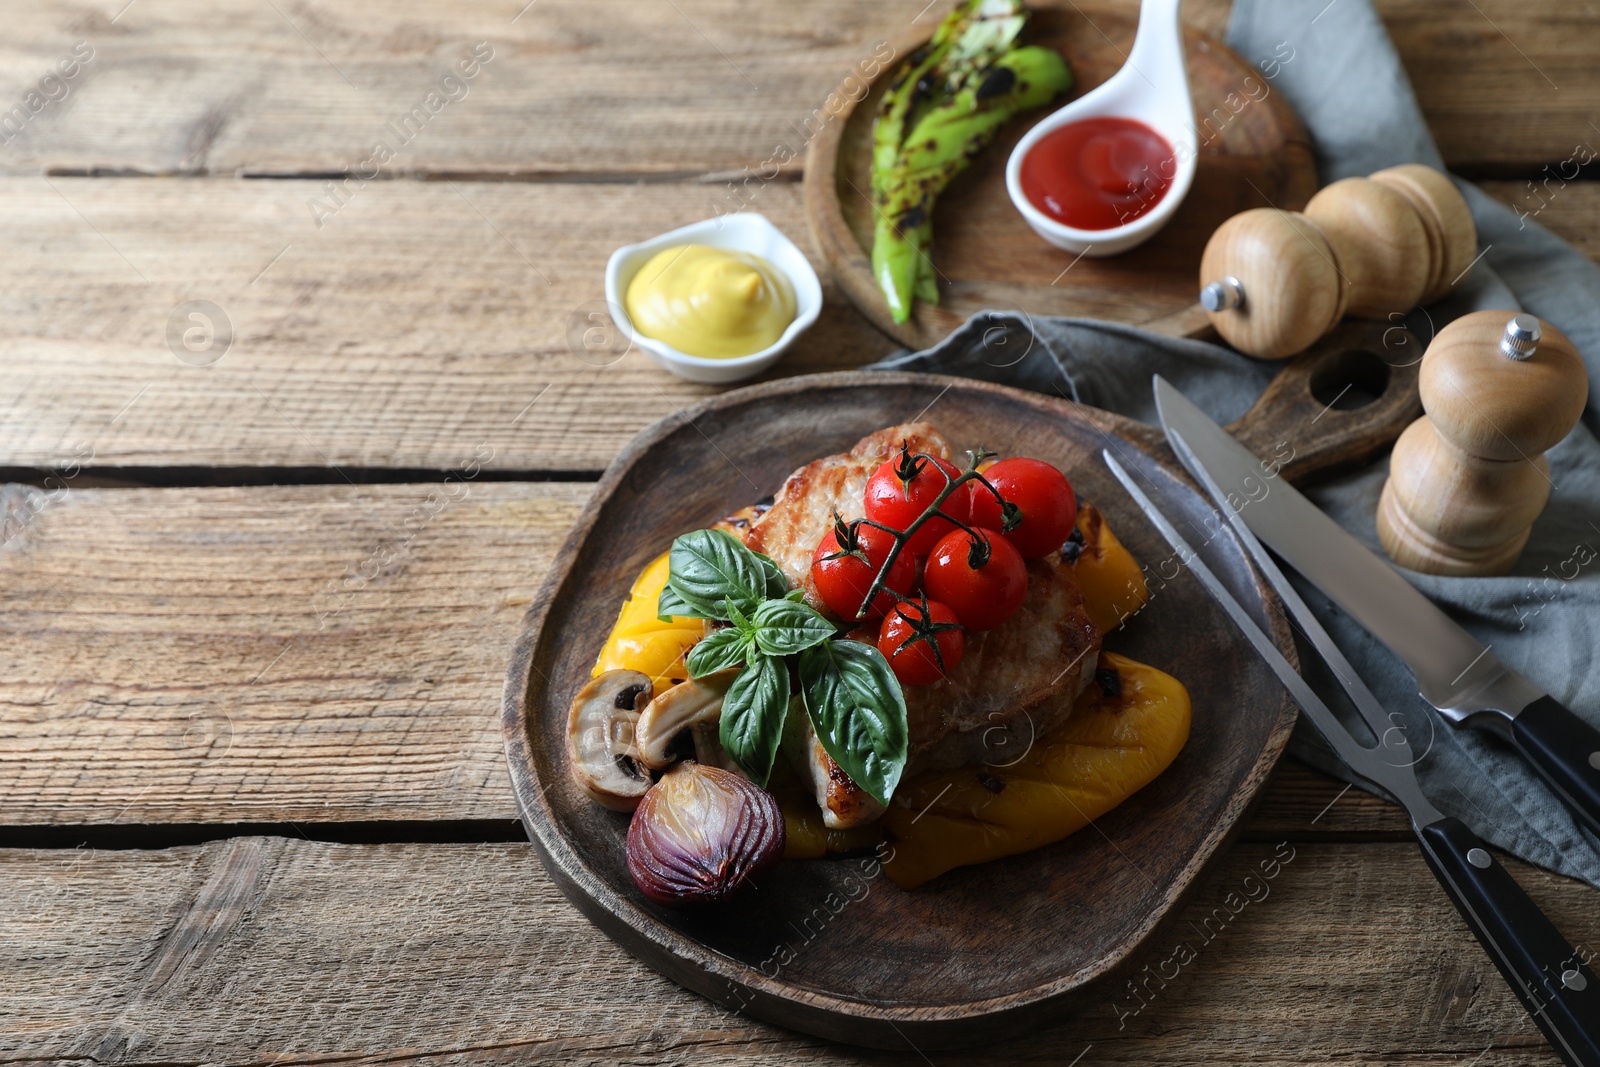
[1005,0,1194,256]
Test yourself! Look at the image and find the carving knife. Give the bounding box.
[1153,375,1600,838]
[1104,444,1600,1067]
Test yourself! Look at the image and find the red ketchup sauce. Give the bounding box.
[1020,116,1176,230]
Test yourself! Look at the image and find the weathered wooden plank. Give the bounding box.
[0,481,588,824]
[0,477,1528,837]
[1385,1,1600,173]
[0,0,936,179]
[2,837,1591,1064]
[0,176,893,471]
[1482,178,1600,261]
[0,0,1587,178]
[1247,758,1411,837]
[0,479,1411,834]
[1,177,1595,472]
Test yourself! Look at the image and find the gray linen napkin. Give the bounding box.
[872,0,1600,887]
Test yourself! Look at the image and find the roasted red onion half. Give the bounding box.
[626,761,784,907]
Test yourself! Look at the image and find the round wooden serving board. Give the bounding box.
[501,336,1422,1049]
[805,3,1319,350]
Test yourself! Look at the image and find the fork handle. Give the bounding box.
[1417,817,1600,1067]
[1511,695,1600,839]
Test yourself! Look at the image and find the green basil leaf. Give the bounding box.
[656,581,698,622]
[798,640,908,807]
[687,626,749,678]
[719,652,789,786]
[751,598,836,657]
[754,550,790,599]
[665,529,767,621]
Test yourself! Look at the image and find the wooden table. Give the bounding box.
[2,0,1597,1062]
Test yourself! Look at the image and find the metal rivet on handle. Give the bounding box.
[1200,276,1245,313]
[1563,968,1588,992]
[1467,847,1492,868]
[1499,313,1541,360]
[1589,751,1600,771]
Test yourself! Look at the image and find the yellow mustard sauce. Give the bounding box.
[624,244,796,359]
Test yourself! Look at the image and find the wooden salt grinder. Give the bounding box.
[1199,163,1477,360]
[1377,311,1588,576]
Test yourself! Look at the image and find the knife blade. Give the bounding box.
[1104,446,1600,1067]
[1153,375,1600,839]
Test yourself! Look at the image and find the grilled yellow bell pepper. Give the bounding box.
[969,466,1149,634]
[882,652,1190,889]
[1070,502,1150,634]
[591,552,707,691]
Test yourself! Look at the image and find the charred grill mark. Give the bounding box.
[826,757,862,795]
[716,500,774,538]
[975,65,1016,101]
[976,772,1007,794]
[1080,503,1105,558]
[1095,666,1123,702]
[822,748,875,821]
[1060,525,1087,563]
[883,45,933,97]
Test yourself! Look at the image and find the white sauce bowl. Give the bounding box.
[1005,0,1196,257]
[604,213,823,384]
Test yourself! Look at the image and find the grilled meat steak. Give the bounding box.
[744,423,1101,828]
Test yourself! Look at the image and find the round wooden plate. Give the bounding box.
[501,341,1421,1049]
[805,3,1319,350]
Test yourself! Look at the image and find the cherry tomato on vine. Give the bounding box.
[863,448,970,555]
[969,457,1077,559]
[810,522,917,621]
[877,599,965,687]
[924,528,1028,631]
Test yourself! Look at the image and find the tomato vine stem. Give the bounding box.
[851,445,1016,622]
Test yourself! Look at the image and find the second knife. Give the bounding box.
[1153,374,1600,838]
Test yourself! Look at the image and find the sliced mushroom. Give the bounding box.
[635,670,736,769]
[567,670,653,811]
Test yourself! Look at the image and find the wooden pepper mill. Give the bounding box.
[1199,163,1477,359]
[1377,311,1588,576]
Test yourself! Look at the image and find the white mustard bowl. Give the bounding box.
[603,213,823,384]
[1005,0,1196,257]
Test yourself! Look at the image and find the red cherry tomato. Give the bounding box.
[924,528,1028,631]
[810,522,917,621]
[969,457,1077,559]
[877,599,965,687]
[863,449,971,556]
